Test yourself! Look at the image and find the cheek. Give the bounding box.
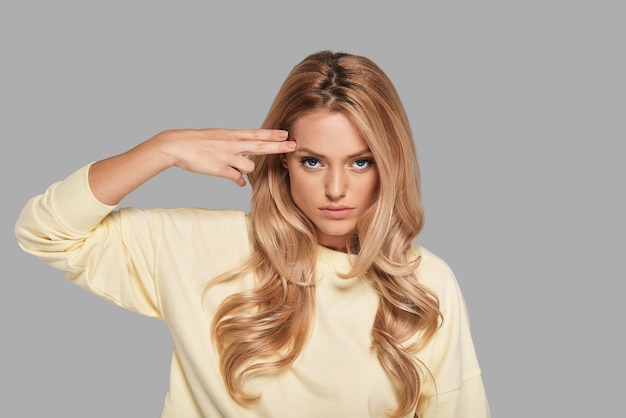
[288,169,307,191]
[361,172,380,200]
[287,170,315,206]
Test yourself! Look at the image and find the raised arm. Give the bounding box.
[14,127,295,317]
[89,128,295,205]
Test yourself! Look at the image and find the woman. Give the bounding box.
[15,50,490,417]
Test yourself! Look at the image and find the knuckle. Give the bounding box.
[255,141,268,152]
[249,130,263,140]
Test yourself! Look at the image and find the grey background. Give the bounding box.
[2,1,624,417]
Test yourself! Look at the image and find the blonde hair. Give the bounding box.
[208,50,441,417]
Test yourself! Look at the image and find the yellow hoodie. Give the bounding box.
[15,164,490,418]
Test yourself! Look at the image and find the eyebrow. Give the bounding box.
[294,147,373,159]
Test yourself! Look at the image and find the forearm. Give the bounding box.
[87,127,294,205]
[89,132,175,205]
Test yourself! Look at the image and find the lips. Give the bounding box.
[318,205,355,219]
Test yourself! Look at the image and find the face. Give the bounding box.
[281,111,379,252]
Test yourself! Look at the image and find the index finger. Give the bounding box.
[231,129,296,156]
[231,129,289,142]
[239,138,297,156]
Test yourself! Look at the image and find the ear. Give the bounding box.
[280,153,289,169]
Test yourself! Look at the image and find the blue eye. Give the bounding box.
[352,158,374,169]
[301,158,320,168]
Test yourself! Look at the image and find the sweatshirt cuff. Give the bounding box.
[51,163,118,233]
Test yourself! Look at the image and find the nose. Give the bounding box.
[325,168,347,201]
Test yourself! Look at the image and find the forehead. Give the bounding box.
[290,111,369,154]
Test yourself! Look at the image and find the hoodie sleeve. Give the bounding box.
[14,164,163,318]
[414,249,491,418]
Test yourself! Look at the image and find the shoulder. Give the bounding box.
[409,245,462,301]
[113,207,251,249]
[156,207,248,230]
[411,246,456,283]
[117,207,248,230]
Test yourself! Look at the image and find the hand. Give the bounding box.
[158,128,296,186]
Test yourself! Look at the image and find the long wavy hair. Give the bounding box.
[207,50,441,418]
